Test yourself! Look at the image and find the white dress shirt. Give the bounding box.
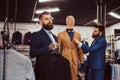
[78,42,83,48]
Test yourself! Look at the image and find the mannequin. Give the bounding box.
[58,15,84,80]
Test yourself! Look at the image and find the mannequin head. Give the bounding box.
[66,15,75,29]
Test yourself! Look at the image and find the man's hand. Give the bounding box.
[49,42,58,50]
[73,38,80,45]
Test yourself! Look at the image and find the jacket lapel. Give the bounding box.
[40,29,52,43]
[63,31,72,48]
[91,36,103,47]
[71,32,77,47]
[72,32,76,42]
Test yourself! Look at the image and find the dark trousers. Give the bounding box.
[88,69,104,80]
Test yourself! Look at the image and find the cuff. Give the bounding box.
[78,43,82,48]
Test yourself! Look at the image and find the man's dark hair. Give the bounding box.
[95,25,105,32]
[39,11,50,20]
[95,25,105,35]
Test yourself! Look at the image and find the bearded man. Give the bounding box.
[73,25,107,80]
[30,11,58,80]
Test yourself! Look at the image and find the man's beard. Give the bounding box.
[92,33,100,38]
[43,23,54,30]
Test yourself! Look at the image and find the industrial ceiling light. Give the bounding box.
[108,12,120,19]
[38,0,53,2]
[93,19,98,23]
[36,7,60,14]
[33,18,39,22]
[38,0,65,2]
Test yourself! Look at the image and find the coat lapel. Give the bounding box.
[63,31,72,48]
[40,29,52,43]
[72,32,76,42]
[71,32,77,47]
[91,36,104,47]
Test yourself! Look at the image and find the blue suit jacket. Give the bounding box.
[30,28,58,57]
[81,36,107,69]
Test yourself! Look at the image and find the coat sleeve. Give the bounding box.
[58,33,62,54]
[81,39,105,53]
[78,34,84,64]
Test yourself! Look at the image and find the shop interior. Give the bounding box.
[0,0,120,80]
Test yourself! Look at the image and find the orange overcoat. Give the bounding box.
[58,30,84,80]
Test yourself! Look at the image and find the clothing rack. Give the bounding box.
[105,59,120,80]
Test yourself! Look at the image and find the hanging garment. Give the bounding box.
[0,49,35,80]
[104,62,112,80]
[23,32,31,45]
[12,31,22,45]
[34,54,71,80]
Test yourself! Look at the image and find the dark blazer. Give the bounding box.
[81,36,107,69]
[30,28,57,57]
[30,28,60,80]
[35,54,71,80]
